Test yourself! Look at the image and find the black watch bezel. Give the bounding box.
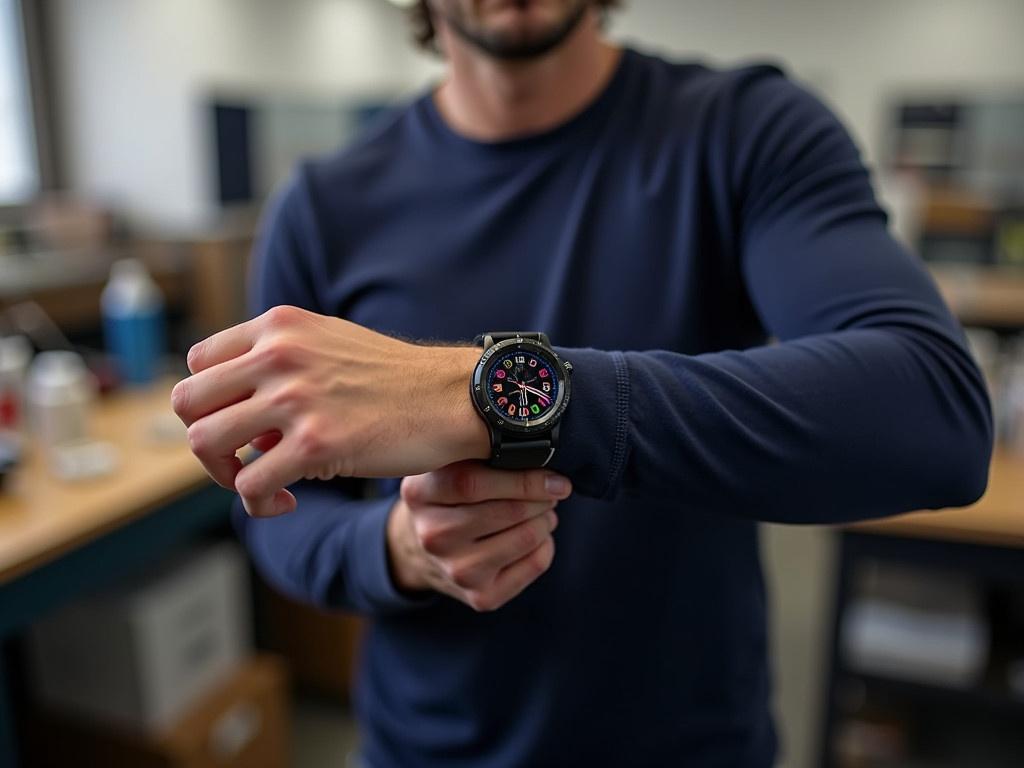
[470,337,572,436]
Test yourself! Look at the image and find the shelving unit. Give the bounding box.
[929,264,1024,329]
[819,447,1024,768]
[841,671,1024,720]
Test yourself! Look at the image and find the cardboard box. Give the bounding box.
[258,578,363,701]
[27,542,251,731]
[25,654,290,768]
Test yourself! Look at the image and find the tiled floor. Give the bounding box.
[291,525,835,768]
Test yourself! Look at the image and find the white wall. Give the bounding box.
[608,0,1024,165]
[52,0,1024,231]
[52,0,428,231]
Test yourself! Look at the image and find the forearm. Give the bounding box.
[543,322,991,521]
[234,478,433,615]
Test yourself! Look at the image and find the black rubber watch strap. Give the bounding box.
[492,440,554,470]
[474,331,550,347]
[490,424,559,469]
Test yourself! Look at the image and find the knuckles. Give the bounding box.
[186,421,209,455]
[252,337,297,371]
[519,471,536,500]
[267,380,309,412]
[446,563,479,590]
[414,518,448,556]
[515,521,540,553]
[503,499,530,524]
[449,465,478,501]
[234,468,264,501]
[293,417,329,460]
[399,476,424,506]
[531,538,556,576]
[262,304,304,329]
[461,539,555,614]
[170,381,190,416]
[465,591,500,613]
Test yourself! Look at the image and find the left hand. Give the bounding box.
[171,305,488,517]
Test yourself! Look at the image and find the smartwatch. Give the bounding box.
[470,332,573,470]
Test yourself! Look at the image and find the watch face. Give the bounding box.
[482,346,562,427]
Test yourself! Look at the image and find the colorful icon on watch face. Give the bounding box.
[486,349,559,424]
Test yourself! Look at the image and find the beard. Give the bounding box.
[436,0,592,61]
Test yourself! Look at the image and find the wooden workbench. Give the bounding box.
[0,381,210,584]
[0,381,235,766]
[850,446,1024,548]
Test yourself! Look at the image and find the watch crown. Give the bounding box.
[564,360,574,374]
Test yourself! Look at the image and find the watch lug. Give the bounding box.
[488,423,501,456]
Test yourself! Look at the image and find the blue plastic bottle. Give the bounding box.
[101,259,166,386]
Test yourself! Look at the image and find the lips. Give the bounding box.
[486,0,541,12]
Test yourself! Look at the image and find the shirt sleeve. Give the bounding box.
[233,170,432,615]
[547,72,993,523]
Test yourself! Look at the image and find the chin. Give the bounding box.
[443,0,588,60]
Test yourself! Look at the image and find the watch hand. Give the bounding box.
[521,384,552,401]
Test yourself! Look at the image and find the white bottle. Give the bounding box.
[27,351,95,454]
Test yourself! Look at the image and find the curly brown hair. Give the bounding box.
[409,1,622,53]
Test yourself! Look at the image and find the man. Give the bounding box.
[171,1,993,765]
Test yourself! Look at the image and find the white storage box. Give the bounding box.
[27,541,251,732]
[841,562,989,687]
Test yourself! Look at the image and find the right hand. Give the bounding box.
[387,461,571,612]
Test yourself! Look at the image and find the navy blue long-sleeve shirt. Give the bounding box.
[236,48,992,767]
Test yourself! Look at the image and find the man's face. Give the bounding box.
[429,0,592,61]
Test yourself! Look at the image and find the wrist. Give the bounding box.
[385,497,431,594]
[434,346,490,463]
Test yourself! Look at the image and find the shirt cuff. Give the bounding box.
[549,347,631,500]
[343,494,438,615]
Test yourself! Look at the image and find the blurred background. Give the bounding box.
[1,1,1023,767]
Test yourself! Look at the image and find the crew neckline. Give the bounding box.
[415,47,636,154]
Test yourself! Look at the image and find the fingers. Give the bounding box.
[249,431,282,453]
[233,431,319,517]
[171,355,258,427]
[259,488,297,518]
[464,534,557,613]
[400,463,570,611]
[185,316,262,374]
[448,510,558,590]
[402,461,572,507]
[238,481,298,518]
[186,399,282,488]
[463,497,559,541]
[186,305,314,374]
[415,499,556,557]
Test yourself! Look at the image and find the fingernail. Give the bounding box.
[545,475,570,497]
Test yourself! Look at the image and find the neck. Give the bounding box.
[433,11,621,142]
